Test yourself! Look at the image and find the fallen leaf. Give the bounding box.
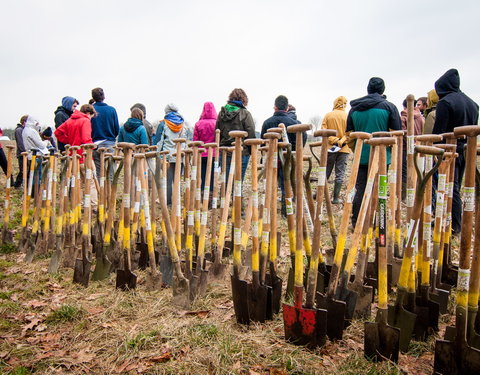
[35,323,47,332]
[86,307,104,316]
[86,293,106,301]
[101,322,113,328]
[22,318,42,332]
[0,351,9,359]
[148,352,173,363]
[22,300,49,308]
[184,310,210,318]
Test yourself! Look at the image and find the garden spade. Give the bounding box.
[245,138,269,322]
[1,144,15,244]
[19,151,31,249]
[116,142,137,290]
[92,155,122,280]
[364,141,400,363]
[229,130,250,325]
[388,144,443,352]
[283,123,326,346]
[434,125,480,375]
[73,144,96,287]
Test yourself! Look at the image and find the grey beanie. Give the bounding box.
[164,103,179,114]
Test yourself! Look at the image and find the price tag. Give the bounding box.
[187,211,194,225]
[86,168,92,180]
[407,135,414,155]
[191,166,197,181]
[212,197,217,209]
[100,177,105,188]
[318,167,326,187]
[134,201,140,213]
[84,194,91,208]
[252,221,259,237]
[234,181,242,197]
[196,188,201,201]
[458,268,471,292]
[286,197,294,215]
[252,191,258,208]
[407,188,415,208]
[123,194,130,208]
[347,188,356,203]
[464,187,475,211]
[234,228,241,245]
[437,174,446,192]
[201,212,208,226]
[203,188,210,201]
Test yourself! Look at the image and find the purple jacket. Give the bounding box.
[193,102,217,157]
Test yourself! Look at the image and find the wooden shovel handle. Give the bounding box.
[415,134,443,143]
[264,132,281,140]
[414,145,445,156]
[453,125,480,138]
[349,131,372,140]
[365,137,396,146]
[288,124,311,134]
[372,131,392,138]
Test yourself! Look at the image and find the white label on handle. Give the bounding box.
[407,135,414,155]
[458,268,471,292]
[100,177,105,188]
[212,197,218,209]
[42,190,47,201]
[252,191,258,208]
[286,197,294,215]
[262,231,270,244]
[464,187,475,211]
[347,187,356,204]
[234,181,242,197]
[187,211,194,225]
[123,194,130,208]
[263,208,270,225]
[86,168,92,180]
[220,197,225,209]
[318,167,326,187]
[437,174,446,192]
[252,221,259,238]
[191,166,197,181]
[4,200,9,209]
[234,228,241,245]
[406,188,415,208]
[203,187,210,201]
[134,201,140,213]
[84,194,91,208]
[201,212,208,226]
[64,186,68,197]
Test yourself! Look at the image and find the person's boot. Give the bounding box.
[332,182,342,204]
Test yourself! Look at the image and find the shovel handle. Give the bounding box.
[453,125,480,138]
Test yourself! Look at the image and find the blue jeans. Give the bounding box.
[223,154,250,182]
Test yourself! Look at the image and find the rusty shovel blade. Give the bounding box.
[316,292,346,341]
[364,319,400,363]
[231,274,250,325]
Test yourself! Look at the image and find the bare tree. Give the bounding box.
[308,115,322,139]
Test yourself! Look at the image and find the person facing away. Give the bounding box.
[90,87,119,178]
[54,104,95,164]
[423,89,439,134]
[154,103,187,205]
[216,88,256,180]
[322,96,351,204]
[432,68,479,234]
[22,116,50,158]
[14,115,28,188]
[346,77,402,227]
[261,95,305,148]
[54,96,79,152]
[130,103,154,145]
[118,108,149,145]
[416,96,428,117]
[193,101,218,191]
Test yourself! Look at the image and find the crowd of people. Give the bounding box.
[3,68,478,231]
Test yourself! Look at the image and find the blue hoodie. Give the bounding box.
[117,118,148,145]
[92,102,119,142]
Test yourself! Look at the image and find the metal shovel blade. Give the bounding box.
[91,244,112,281]
[266,271,283,316]
[390,257,402,286]
[115,268,137,290]
[387,303,417,352]
[172,275,190,309]
[336,284,358,325]
[247,282,269,323]
[159,254,174,286]
[282,303,327,348]
[137,241,149,270]
[414,293,440,340]
[145,269,163,291]
[209,261,228,280]
[435,337,480,374]
[73,257,92,287]
[364,320,400,363]
[48,235,64,274]
[350,282,373,319]
[285,266,294,301]
[231,275,250,325]
[316,292,346,341]
[429,287,450,315]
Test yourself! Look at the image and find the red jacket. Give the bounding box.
[54,111,92,163]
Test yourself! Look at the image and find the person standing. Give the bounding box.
[130,103,154,145]
[90,87,119,179]
[193,101,217,192]
[423,89,439,134]
[216,88,256,180]
[322,96,350,204]
[432,68,479,234]
[416,96,428,116]
[154,103,187,205]
[13,115,28,188]
[118,108,149,145]
[346,77,402,227]
[54,96,79,152]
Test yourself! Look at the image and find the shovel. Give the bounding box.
[115,142,138,290]
[244,138,269,322]
[434,125,480,375]
[192,142,216,299]
[317,131,370,340]
[429,145,456,314]
[335,140,380,325]
[48,155,69,274]
[1,144,15,244]
[92,155,122,280]
[138,153,163,290]
[388,144,443,352]
[229,130,250,324]
[73,144,96,287]
[37,149,56,255]
[284,123,327,347]
[364,141,400,362]
[19,151,31,249]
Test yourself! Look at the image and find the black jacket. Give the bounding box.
[432,69,479,147]
[15,124,25,157]
[261,111,305,149]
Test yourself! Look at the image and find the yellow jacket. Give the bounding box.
[321,96,351,153]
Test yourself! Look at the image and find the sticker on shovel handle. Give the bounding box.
[464,187,475,211]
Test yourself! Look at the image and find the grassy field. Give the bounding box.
[0,148,458,374]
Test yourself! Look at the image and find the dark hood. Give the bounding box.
[435,68,460,98]
[124,117,143,133]
[350,93,386,112]
[219,105,241,121]
[55,105,71,116]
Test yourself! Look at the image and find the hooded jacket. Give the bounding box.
[400,107,424,135]
[423,89,439,134]
[54,96,76,128]
[322,96,350,153]
[15,123,26,157]
[193,102,217,157]
[347,93,402,165]
[154,111,186,162]
[22,116,49,158]
[432,69,479,146]
[118,118,148,145]
[54,111,93,163]
[216,102,256,155]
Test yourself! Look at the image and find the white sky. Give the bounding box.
[1,0,479,131]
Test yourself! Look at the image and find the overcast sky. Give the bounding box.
[1,0,479,132]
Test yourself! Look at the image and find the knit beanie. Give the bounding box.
[165,103,179,114]
[367,77,385,95]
